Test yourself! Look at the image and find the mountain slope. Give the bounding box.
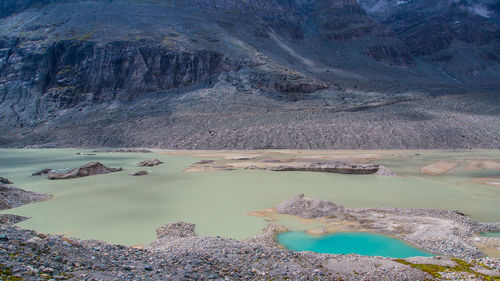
[0,0,499,149]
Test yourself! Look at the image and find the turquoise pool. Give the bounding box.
[277,231,433,258]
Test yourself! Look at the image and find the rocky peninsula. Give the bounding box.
[273,194,500,258]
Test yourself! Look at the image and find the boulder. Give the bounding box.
[130,170,148,176]
[194,160,216,165]
[156,222,196,238]
[270,161,379,174]
[0,177,12,184]
[139,159,164,167]
[48,162,122,180]
[375,165,397,176]
[276,193,345,219]
[32,168,52,176]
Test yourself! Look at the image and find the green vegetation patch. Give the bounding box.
[0,264,23,281]
[395,258,500,280]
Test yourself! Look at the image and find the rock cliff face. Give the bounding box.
[358,0,500,79]
[0,0,499,149]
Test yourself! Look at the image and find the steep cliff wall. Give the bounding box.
[0,0,499,148]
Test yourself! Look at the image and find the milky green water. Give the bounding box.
[277,231,433,258]
[481,232,500,238]
[0,149,499,246]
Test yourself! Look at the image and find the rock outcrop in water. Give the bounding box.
[270,161,380,174]
[47,162,122,180]
[100,149,152,153]
[129,170,148,176]
[32,168,52,176]
[138,159,163,167]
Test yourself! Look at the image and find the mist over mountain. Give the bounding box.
[0,0,499,149]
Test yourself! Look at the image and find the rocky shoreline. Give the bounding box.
[0,184,52,211]
[1,219,499,280]
[273,194,500,258]
[0,183,499,280]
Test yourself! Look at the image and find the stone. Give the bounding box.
[32,168,52,176]
[23,270,36,276]
[130,171,148,176]
[48,162,122,180]
[138,159,164,167]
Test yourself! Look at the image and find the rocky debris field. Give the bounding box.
[0,214,27,226]
[277,194,500,258]
[0,184,51,210]
[2,219,500,281]
[0,169,499,280]
[0,0,499,150]
[47,162,123,180]
[0,187,499,280]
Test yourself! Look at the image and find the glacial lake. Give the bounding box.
[0,149,499,247]
[481,232,500,238]
[277,231,433,258]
